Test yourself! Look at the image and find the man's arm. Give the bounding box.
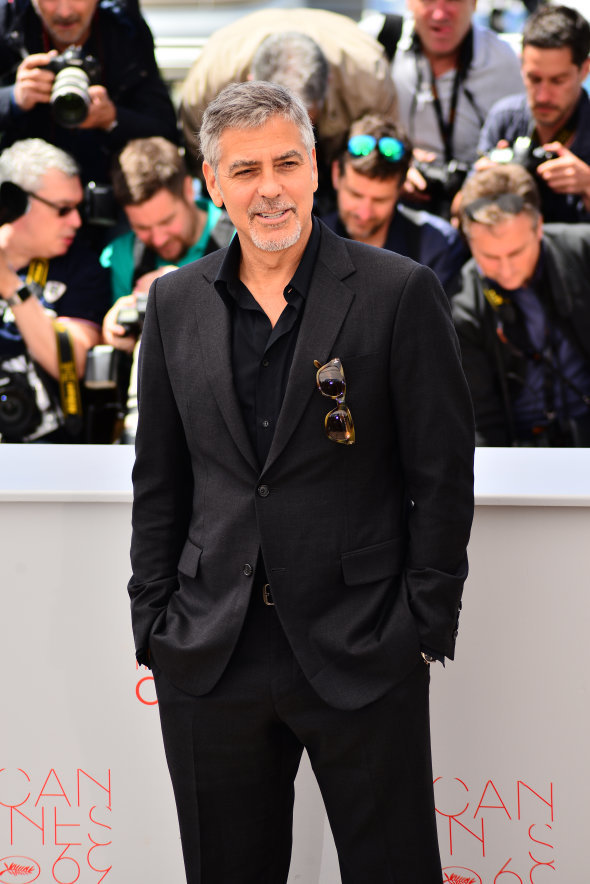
[0,260,100,376]
[389,263,474,659]
[128,279,193,662]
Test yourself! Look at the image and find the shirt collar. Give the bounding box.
[215,216,321,304]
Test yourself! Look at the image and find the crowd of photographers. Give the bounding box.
[1,0,589,447]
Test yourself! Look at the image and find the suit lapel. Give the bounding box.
[263,228,357,473]
[194,268,259,472]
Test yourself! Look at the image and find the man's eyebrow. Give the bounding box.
[227,150,305,174]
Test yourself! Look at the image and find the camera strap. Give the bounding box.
[482,282,590,420]
[53,321,83,436]
[413,28,482,165]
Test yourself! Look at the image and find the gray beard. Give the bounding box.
[249,216,302,252]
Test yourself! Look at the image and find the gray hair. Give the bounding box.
[0,138,79,191]
[251,32,329,114]
[459,164,541,237]
[199,81,316,173]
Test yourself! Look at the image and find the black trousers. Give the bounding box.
[152,587,442,884]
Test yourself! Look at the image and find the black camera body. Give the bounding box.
[45,45,100,128]
[413,158,469,218]
[117,292,149,337]
[487,136,559,176]
[0,370,42,440]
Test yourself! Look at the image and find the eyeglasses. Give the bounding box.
[314,357,355,445]
[463,193,526,221]
[347,134,406,163]
[27,191,82,218]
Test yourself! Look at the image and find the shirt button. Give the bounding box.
[257,485,270,498]
[242,563,253,577]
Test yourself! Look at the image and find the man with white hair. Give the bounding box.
[0,138,110,441]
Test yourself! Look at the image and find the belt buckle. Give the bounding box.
[262,583,274,606]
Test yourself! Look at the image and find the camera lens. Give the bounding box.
[0,376,41,438]
[51,66,91,128]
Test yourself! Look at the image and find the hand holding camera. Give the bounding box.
[13,45,113,130]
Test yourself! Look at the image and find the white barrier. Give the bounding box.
[1,446,588,883]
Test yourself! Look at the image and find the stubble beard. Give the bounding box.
[248,200,301,253]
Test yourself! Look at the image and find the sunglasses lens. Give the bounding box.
[317,362,346,398]
[348,134,377,157]
[325,406,355,445]
[378,137,404,161]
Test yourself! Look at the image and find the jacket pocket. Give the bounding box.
[341,537,404,586]
[177,538,202,578]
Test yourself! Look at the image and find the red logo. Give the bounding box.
[443,868,482,884]
[0,858,41,883]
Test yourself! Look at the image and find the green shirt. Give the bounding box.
[100,198,223,303]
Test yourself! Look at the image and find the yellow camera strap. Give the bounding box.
[26,258,50,288]
[53,321,83,435]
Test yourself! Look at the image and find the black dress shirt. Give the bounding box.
[214,218,321,467]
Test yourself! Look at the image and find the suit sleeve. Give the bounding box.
[127,279,193,663]
[390,263,475,658]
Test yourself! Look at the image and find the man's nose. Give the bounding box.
[150,227,169,248]
[355,199,373,221]
[431,0,451,19]
[257,167,282,199]
[534,82,552,103]
[55,0,76,16]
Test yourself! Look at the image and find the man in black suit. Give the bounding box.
[128,80,474,884]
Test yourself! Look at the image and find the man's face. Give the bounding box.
[408,0,476,62]
[332,163,401,245]
[521,45,589,136]
[31,0,99,50]
[467,211,543,291]
[124,180,199,263]
[202,115,317,257]
[15,167,82,258]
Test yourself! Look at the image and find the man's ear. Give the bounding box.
[331,159,340,192]
[202,161,223,208]
[182,175,194,204]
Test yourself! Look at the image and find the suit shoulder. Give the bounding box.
[317,218,422,282]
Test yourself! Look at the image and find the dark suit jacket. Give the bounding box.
[128,221,474,711]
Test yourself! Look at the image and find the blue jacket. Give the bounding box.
[322,203,468,292]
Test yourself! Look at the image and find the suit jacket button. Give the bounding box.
[242,563,253,577]
[257,485,270,497]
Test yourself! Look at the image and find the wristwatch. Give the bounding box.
[421,651,437,665]
[6,283,35,307]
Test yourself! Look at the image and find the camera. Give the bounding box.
[45,45,100,128]
[83,181,118,227]
[0,370,42,440]
[487,137,559,175]
[117,292,148,337]
[413,158,469,218]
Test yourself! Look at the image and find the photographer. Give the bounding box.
[477,5,590,223]
[0,0,178,190]
[99,137,233,441]
[322,114,468,292]
[0,139,110,442]
[361,0,523,218]
[450,164,590,447]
